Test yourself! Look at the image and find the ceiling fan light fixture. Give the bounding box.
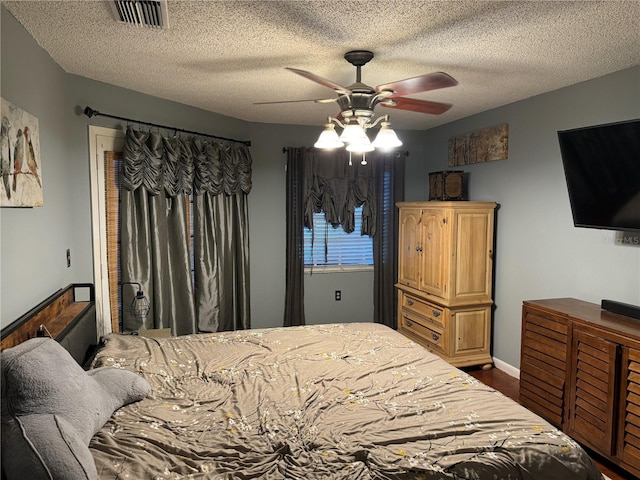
[345,134,374,153]
[346,142,375,153]
[339,123,368,144]
[372,121,402,150]
[314,123,344,149]
[316,114,401,154]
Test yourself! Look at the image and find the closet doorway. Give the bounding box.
[88,126,124,336]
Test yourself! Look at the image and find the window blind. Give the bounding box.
[303,205,373,267]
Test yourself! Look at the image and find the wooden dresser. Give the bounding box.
[396,201,497,369]
[520,298,640,477]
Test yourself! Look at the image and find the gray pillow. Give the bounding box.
[2,413,98,480]
[1,337,151,480]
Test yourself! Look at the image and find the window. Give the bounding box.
[303,204,373,272]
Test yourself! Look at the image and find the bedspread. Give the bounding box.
[90,323,602,479]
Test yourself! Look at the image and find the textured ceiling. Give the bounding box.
[3,1,639,130]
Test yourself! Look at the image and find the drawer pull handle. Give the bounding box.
[407,299,414,306]
[432,310,441,317]
[431,332,440,341]
[406,319,413,327]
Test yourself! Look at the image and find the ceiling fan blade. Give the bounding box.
[376,72,458,96]
[381,97,453,115]
[286,67,351,94]
[254,98,337,105]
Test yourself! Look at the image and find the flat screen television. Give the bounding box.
[558,119,640,232]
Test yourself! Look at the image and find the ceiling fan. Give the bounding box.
[258,50,458,154]
[257,50,458,120]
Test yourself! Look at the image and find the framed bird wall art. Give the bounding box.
[1,97,43,207]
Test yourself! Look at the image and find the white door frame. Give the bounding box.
[88,125,125,337]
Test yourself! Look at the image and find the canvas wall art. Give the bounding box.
[1,97,43,207]
[448,123,509,167]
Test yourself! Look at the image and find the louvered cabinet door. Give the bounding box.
[617,346,640,476]
[567,329,619,455]
[519,308,569,428]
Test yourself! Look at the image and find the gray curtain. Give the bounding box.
[284,147,404,328]
[372,151,405,328]
[284,148,305,327]
[193,188,251,332]
[120,128,252,334]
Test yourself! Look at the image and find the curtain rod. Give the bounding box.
[282,147,409,156]
[83,106,251,147]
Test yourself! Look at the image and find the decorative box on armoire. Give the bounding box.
[428,171,466,201]
[395,201,497,369]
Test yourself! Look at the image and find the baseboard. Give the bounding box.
[492,357,520,379]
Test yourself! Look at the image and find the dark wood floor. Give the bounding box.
[466,367,631,480]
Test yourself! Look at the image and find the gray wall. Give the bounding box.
[2,6,638,369]
[1,6,77,321]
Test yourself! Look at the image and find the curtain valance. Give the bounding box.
[303,149,376,236]
[121,128,252,197]
[303,149,403,236]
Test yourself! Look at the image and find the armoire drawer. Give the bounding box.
[399,313,447,355]
[401,293,445,329]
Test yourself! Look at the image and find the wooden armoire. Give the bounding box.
[395,201,497,368]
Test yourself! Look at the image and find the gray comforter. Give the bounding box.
[90,322,603,479]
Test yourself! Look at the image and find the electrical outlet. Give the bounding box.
[335,290,341,301]
[66,249,71,268]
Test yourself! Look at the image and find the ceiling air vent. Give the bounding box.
[110,0,168,29]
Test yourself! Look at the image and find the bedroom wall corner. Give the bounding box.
[407,66,640,369]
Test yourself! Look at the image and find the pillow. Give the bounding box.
[1,414,98,480]
[1,337,151,480]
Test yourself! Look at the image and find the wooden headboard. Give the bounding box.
[1,283,97,367]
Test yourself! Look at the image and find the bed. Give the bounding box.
[1,288,604,479]
[87,323,603,479]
